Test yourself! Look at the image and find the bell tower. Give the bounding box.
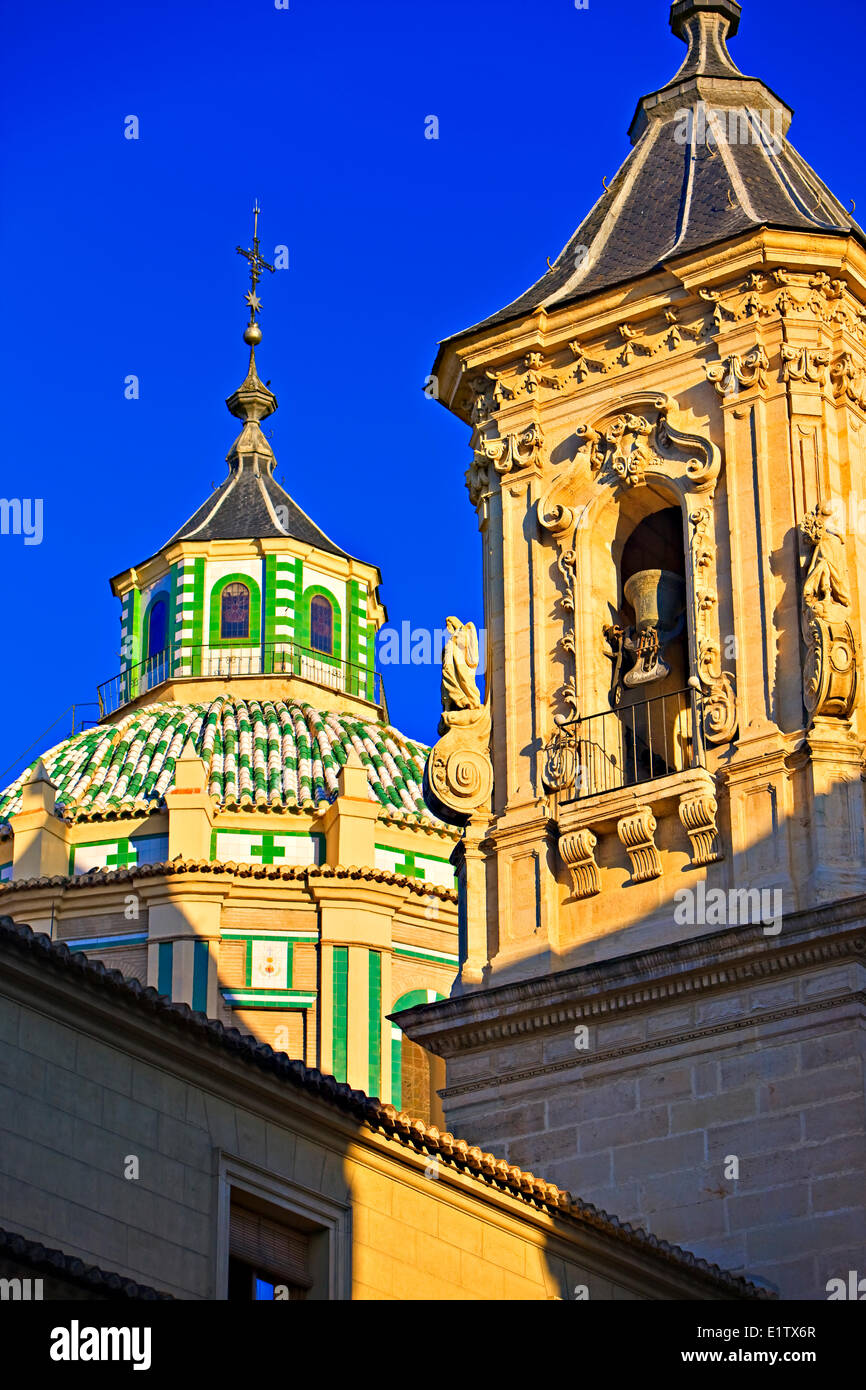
[402,1,866,1298]
[425,0,866,983]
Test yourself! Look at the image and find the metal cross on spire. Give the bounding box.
[236,201,275,324]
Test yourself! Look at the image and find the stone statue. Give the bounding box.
[424,617,492,827]
[801,505,851,614]
[799,504,856,719]
[441,617,482,713]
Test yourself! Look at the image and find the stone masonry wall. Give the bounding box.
[441,959,866,1299]
[0,959,732,1301]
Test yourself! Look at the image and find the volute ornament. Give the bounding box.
[467,422,545,506]
[706,345,769,397]
[424,619,493,826]
[690,506,738,744]
[781,345,830,384]
[798,505,857,720]
[574,400,719,494]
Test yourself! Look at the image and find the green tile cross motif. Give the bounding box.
[250,833,286,865]
[105,842,138,868]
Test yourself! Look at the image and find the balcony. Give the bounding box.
[97,642,386,719]
[549,685,706,802]
[546,687,721,895]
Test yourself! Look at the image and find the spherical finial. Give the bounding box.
[243,321,263,347]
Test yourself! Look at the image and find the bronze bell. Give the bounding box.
[622,569,686,686]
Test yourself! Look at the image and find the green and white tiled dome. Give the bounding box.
[0,697,435,823]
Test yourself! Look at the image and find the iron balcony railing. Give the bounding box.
[97,641,385,718]
[550,685,706,802]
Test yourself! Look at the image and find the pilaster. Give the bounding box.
[320,750,379,867]
[165,740,214,862]
[10,761,70,883]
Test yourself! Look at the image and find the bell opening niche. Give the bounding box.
[616,509,688,697]
[588,500,695,797]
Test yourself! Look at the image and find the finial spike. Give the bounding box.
[236,202,276,339]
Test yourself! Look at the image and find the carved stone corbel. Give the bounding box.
[829,352,866,410]
[558,828,601,899]
[479,422,544,476]
[678,792,722,866]
[616,806,661,883]
[468,422,545,506]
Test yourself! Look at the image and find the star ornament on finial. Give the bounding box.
[236,200,275,326]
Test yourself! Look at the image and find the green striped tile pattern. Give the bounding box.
[368,950,382,1098]
[0,696,436,822]
[332,946,348,1084]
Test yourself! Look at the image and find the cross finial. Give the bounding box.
[236,201,275,328]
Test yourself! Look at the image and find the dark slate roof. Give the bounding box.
[158,346,357,560]
[163,458,350,557]
[0,915,772,1300]
[445,0,864,343]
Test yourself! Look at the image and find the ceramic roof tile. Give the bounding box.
[0,697,442,825]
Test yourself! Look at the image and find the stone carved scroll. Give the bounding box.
[781,345,830,384]
[798,505,857,720]
[616,807,662,883]
[678,793,722,866]
[467,422,544,507]
[689,505,738,745]
[559,829,601,899]
[706,346,769,397]
[573,400,720,495]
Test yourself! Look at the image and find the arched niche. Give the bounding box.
[539,393,736,795]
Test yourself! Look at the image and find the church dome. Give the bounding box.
[0,697,436,824]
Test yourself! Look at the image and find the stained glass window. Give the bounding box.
[221,582,250,640]
[310,595,333,655]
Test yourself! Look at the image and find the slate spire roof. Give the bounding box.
[449,0,863,340]
[162,344,350,557]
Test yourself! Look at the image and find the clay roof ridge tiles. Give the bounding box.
[0,1226,174,1300]
[0,915,773,1300]
[0,861,458,897]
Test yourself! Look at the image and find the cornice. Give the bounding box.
[398,895,866,1056]
[440,233,866,429]
[0,859,458,904]
[443,990,866,1100]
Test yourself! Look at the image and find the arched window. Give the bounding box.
[221,582,251,640]
[146,599,167,658]
[390,989,446,1116]
[310,595,334,655]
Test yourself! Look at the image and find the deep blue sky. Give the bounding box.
[0,0,862,783]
